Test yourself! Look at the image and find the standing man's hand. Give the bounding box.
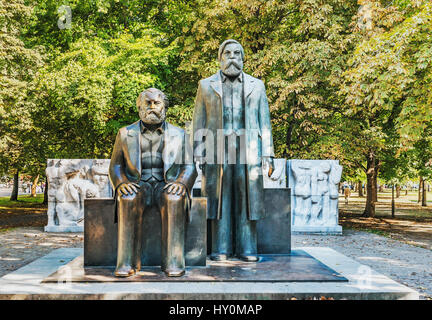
[118,182,140,196]
[195,157,205,170]
[262,156,275,178]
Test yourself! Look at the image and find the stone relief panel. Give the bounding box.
[46,158,340,233]
[45,159,112,232]
[288,160,343,234]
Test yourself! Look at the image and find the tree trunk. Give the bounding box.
[391,184,395,218]
[422,179,427,207]
[31,174,39,197]
[10,171,19,201]
[373,167,379,202]
[358,181,363,197]
[405,188,408,196]
[418,177,422,203]
[43,177,48,205]
[363,151,376,217]
[396,184,401,198]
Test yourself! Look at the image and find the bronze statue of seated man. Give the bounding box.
[109,88,197,277]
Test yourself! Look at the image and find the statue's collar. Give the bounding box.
[220,71,243,83]
[140,120,165,134]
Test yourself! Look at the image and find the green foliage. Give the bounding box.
[34,30,177,158]
[340,0,432,184]
[0,0,44,176]
[176,0,361,160]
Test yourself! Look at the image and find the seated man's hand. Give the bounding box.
[163,182,186,196]
[118,182,140,196]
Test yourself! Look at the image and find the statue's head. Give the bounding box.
[136,88,169,125]
[218,39,244,78]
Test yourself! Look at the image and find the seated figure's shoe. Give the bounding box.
[210,253,230,261]
[114,265,135,277]
[164,268,185,277]
[238,254,259,262]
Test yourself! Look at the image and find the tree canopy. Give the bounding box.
[0,0,431,212]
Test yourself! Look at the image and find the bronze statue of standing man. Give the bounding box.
[192,40,278,262]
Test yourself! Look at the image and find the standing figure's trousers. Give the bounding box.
[116,180,187,273]
[211,164,257,256]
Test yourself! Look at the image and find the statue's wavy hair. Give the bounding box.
[218,39,244,61]
[136,88,169,110]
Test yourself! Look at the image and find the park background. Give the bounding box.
[1,1,432,244]
[0,0,432,300]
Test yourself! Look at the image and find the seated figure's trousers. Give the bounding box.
[116,180,187,272]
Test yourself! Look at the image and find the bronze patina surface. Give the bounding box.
[43,250,347,283]
[108,88,197,277]
[192,40,279,262]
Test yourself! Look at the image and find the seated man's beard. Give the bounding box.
[139,108,166,124]
[221,60,243,77]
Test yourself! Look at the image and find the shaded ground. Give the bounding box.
[0,195,47,231]
[339,191,432,250]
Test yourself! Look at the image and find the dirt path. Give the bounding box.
[339,193,432,250]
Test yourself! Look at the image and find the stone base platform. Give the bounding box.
[44,225,83,233]
[0,247,419,300]
[42,250,347,283]
[292,225,342,235]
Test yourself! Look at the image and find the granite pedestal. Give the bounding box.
[84,197,208,267]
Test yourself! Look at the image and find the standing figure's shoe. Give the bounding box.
[164,268,185,277]
[210,253,230,261]
[238,254,259,262]
[114,265,136,277]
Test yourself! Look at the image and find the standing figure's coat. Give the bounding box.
[192,70,275,221]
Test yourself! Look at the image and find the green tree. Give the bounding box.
[176,0,360,161]
[34,30,177,159]
[339,0,431,216]
[0,0,44,200]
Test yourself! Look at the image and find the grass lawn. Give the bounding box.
[0,194,45,208]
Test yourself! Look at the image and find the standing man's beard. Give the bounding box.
[139,108,166,125]
[221,60,243,78]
